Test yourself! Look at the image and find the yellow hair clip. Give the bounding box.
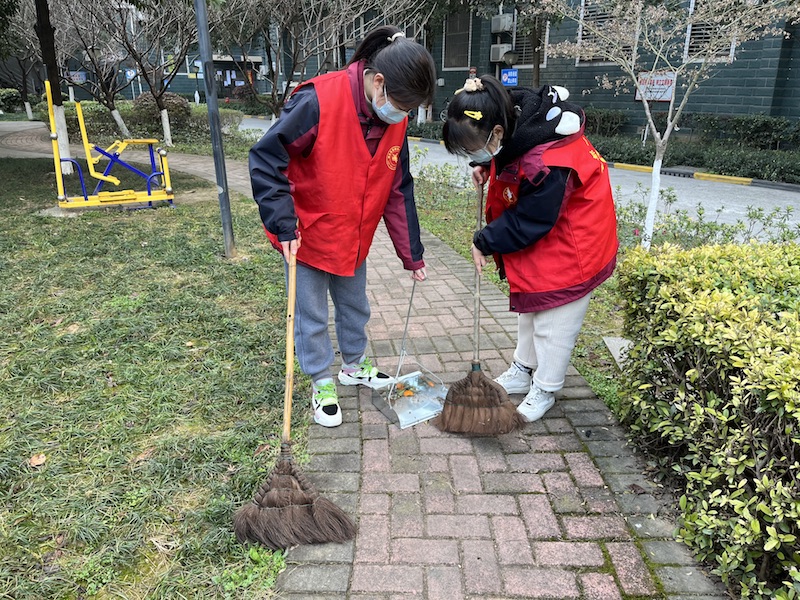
[464,110,483,121]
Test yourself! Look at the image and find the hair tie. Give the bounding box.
[388,32,406,42]
[462,77,484,93]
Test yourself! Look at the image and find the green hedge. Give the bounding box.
[34,99,244,144]
[617,243,800,599]
[591,136,800,184]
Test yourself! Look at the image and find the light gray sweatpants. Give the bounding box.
[512,293,593,392]
[286,260,370,384]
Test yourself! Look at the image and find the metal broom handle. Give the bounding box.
[474,184,483,364]
[388,278,417,404]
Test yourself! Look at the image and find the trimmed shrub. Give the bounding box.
[617,243,800,599]
[584,107,628,137]
[131,92,192,131]
[0,88,23,112]
[407,121,444,140]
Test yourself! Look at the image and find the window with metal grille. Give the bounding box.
[514,21,549,68]
[443,11,471,69]
[577,0,611,62]
[684,0,735,62]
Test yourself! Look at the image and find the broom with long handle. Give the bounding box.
[233,252,356,549]
[432,185,526,436]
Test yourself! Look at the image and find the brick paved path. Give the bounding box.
[1,122,730,599]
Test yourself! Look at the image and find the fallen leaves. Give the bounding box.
[28,453,46,468]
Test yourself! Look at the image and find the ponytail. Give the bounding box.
[348,25,436,107]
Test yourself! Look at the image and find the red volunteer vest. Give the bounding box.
[485,134,618,312]
[266,70,407,276]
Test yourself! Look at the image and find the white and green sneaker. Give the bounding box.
[312,380,342,428]
[337,356,395,389]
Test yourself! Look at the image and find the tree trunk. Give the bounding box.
[111,108,130,138]
[160,108,173,146]
[642,142,667,250]
[25,101,34,120]
[34,0,73,175]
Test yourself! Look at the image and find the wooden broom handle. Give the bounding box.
[282,252,297,443]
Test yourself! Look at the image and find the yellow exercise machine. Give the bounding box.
[45,80,174,209]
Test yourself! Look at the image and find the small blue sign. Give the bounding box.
[501,68,518,87]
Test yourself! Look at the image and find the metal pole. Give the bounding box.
[193,0,236,258]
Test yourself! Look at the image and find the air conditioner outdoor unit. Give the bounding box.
[491,13,514,33]
[490,43,513,62]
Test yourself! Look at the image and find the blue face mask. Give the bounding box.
[372,84,409,125]
[466,129,502,163]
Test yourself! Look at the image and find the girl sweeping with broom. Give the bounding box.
[250,26,436,428]
[442,75,618,424]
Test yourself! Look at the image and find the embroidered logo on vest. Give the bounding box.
[386,145,400,171]
[503,186,516,206]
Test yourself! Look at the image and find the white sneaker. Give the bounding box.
[312,380,342,427]
[337,356,395,389]
[494,362,532,394]
[516,386,555,423]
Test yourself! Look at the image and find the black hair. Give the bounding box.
[348,25,436,107]
[443,74,516,156]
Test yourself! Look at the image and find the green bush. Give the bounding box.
[584,107,628,137]
[0,88,22,112]
[617,243,800,599]
[407,121,444,140]
[689,114,800,150]
[591,135,654,166]
[131,92,192,130]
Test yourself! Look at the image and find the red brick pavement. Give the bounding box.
[0,121,730,599]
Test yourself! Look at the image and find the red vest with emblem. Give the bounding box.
[485,134,618,312]
[265,70,406,276]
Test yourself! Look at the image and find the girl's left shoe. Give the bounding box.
[516,386,555,422]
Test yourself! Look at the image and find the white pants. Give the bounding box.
[512,293,592,392]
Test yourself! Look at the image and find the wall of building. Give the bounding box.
[432,11,800,126]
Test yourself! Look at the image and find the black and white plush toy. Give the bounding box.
[502,84,585,160]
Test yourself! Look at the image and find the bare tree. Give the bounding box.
[541,0,799,248]
[56,0,134,136]
[110,0,197,145]
[2,0,44,119]
[208,0,439,117]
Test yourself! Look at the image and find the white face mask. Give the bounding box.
[372,84,409,125]
[466,129,502,163]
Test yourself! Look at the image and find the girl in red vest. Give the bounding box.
[250,26,435,427]
[442,75,618,423]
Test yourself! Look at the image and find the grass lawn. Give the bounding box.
[1,159,291,598]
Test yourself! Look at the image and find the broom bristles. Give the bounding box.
[233,455,356,550]
[433,368,526,436]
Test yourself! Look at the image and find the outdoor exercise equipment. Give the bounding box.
[44,80,174,209]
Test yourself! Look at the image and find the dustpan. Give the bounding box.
[371,279,446,428]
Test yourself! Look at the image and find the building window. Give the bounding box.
[684,0,736,63]
[576,0,634,65]
[577,0,611,63]
[443,11,471,69]
[515,20,549,68]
